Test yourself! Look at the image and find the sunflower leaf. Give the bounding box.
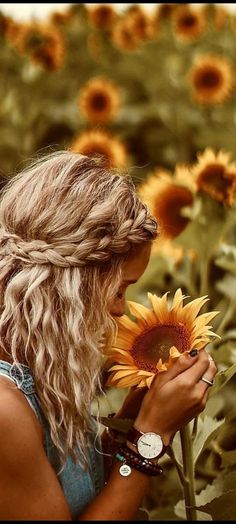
[193,415,225,464]
[208,362,236,398]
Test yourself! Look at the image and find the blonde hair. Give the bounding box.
[0,151,157,467]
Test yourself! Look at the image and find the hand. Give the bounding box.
[133,350,217,445]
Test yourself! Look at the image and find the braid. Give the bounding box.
[0,202,157,268]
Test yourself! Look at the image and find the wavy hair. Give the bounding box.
[0,151,157,467]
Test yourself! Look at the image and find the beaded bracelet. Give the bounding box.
[115,444,163,477]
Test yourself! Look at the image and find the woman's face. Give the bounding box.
[109,242,152,318]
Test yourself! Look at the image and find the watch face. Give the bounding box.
[137,432,163,459]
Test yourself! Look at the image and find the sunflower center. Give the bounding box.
[179,14,198,29]
[155,185,194,239]
[91,93,109,111]
[196,69,222,89]
[131,323,190,373]
[197,164,234,201]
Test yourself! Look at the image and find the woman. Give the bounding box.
[0,151,217,520]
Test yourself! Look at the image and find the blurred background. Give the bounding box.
[1,2,236,521]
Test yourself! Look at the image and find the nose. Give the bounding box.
[110,303,125,318]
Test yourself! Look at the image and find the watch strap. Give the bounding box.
[126,427,144,446]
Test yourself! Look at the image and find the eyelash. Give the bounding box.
[116,292,124,300]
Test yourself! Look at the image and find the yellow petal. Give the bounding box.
[116,315,141,335]
[156,358,168,372]
[181,296,209,323]
[108,364,139,372]
[169,346,181,359]
[127,300,157,328]
[147,292,170,323]
[146,375,156,388]
[108,348,134,365]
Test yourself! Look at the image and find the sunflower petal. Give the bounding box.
[169,346,181,359]
[156,358,168,372]
[147,292,170,322]
[127,300,157,327]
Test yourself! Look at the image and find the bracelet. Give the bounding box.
[115,445,163,477]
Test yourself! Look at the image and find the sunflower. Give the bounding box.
[111,17,140,52]
[13,22,65,71]
[138,168,196,240]
[189,54,234,105]
[124,8,155,42]
[191,148,236,206]
[106,289,219,388]
[77,77,120,124]
[172,5,206,42]
[70,129,128,169]
[87,4,118,30]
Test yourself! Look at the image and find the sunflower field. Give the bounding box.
[1,3,236,521]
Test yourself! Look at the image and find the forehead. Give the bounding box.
[122,242,152,282]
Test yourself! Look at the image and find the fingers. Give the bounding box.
[178,350,213,384]
[152,350,199,388]
[196,358,218,396]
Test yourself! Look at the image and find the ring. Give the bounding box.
[201,376,215,387]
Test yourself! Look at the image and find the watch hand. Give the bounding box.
[140,441,151,446]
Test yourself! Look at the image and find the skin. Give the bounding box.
[0,241,217,520]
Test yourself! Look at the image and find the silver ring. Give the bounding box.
[201,376,215,387]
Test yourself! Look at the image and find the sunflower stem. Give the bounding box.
[167,446,186,487]
[217,298,235,336]
[180,424,197,521]
[199,257,209,298]
[192,416,198,442]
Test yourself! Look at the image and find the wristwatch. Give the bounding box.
[126,427,166,460]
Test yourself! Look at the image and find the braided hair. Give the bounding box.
[0,151,157,467]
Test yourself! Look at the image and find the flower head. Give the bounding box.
[106,289,219,389]
[192,148,236,206]
[70,129,128,169]
[172,5,206,42]
[87,4,118,30]
[189,54,234,105]
[138,168,195,240]
[12,22,65,70]
[77,77,120,124]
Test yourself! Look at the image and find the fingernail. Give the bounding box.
[189,349,198,357]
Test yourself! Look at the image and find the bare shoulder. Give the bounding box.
[0,375,43,466]
[0,376,72,520]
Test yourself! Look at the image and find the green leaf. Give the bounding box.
[221,449,236,468]
[174,499,212,521]
[197,490,236,520]
[193,415,225,464]
[208,363,236,398]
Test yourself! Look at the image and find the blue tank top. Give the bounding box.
[0,360,104,518]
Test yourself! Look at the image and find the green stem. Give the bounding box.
[217,299,235,336]
[192,416,198,442]
[180,424,197,521]
[199,257,209,298]
[167,446,186,487]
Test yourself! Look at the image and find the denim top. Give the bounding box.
[0,360,104,518]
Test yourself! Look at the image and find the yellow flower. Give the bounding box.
[172,5,206,42]
[12,22,65,71]
[111,17,140,52]
[70,129,128,169]
[106,289,219,389]
[192,147,236,206]
[138,168,196,240]
[87,4,118,30]
[77,77,120,124]
[189,54,234,105]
